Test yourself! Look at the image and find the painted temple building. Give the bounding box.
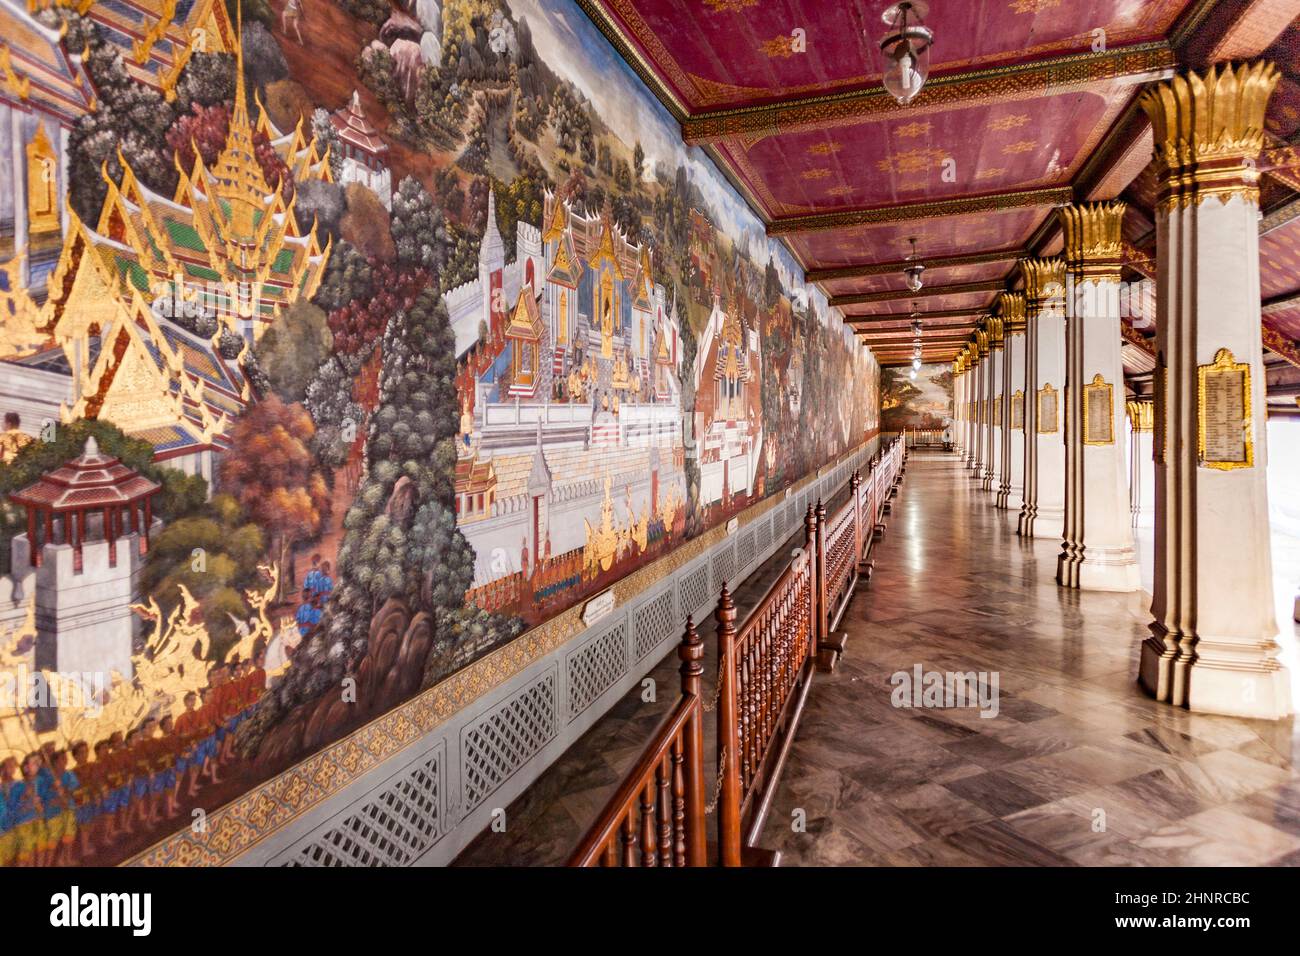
[0,24,330,482]
[447,189,687,606]
[329,90,392,209]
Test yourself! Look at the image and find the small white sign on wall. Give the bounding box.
[582,590,616,628]
[726,517,739,536]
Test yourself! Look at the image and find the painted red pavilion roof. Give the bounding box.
[331,90,388,156]
[9,438,160,512]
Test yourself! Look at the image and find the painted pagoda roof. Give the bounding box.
[331,90,388,156]
[0,0,95,123]
[85,0,236,94]
[506,285,543,342]
[9,436,159,511]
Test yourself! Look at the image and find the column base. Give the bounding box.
[1076,546,1141,592]
[1189,663,1293,720]
[1138,632,1179,703]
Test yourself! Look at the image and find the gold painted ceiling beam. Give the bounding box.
[845,308,986,323]
[682,43,1174,145]
[831,279,1005,307]
[1261,195,1300,236]
[768,187,1072,237]
[806,248,1024,282]
[1263,289,1300,315]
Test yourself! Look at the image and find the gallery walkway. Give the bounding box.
[755,452,1300,866]
[459,452,1300,866]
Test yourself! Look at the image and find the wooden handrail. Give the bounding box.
[568,620,707,866]
[569,436,906,867]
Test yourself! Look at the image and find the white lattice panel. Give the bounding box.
[755,518,772,555]
[461,670,557,814]
[566,623,629,720]
[633,588,676,662]
[281,746,444,867]
[736,529,756,572]
[712,546,736,591]
[679,563,710,619]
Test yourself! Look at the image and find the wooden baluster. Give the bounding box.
[679,617,706,866]
[671,737,687,867]
[715,583,742,867]
[641,779,656,866]
[603,840,617,867]
[622,813,637,867]
[657,754,672,866]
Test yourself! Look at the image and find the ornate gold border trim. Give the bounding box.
[1082,374,1115,445]
[1197,348,1253,470]
[769,187,1072,237]
[1037,383,1060,434]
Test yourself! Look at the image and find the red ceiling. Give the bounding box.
[596,0,1191,112]
[718,90,1127,219]
[785,207,1043,270]
[819,258,1013,298]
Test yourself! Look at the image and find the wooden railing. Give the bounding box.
[568,620,708,866]
[569,438,905,867]
[715,522,817,864]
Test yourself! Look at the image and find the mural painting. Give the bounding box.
[881,363,952,433]
[0,0,879,865]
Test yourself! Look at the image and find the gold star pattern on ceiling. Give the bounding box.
[808,141,844,156]
[1002,139,1039,155]
[894,121,932,139]
[989,114,1031,133]
[802,167,834,180]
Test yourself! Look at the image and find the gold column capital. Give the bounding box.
[1138,61,1280,210]
[1018,256,1066,305]
[1126,398,1155,432]
[1058,201,1126,280]
[985,315,1005,347]
[975,329,990,356]
[996,291,1027,333]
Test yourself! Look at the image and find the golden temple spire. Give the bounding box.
[208,0,273,238]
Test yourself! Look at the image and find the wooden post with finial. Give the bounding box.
[678,616,706,866]
[714,582,741,867]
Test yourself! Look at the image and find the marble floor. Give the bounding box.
[457,451,1300,866]
[756,451,1300,866]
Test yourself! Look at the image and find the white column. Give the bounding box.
[1057,202,1140,592]
[1126,400,1154,528]
[970,335,988,473]
[982,319,1003,493]
[1138,62,1291,718]
[1018,258,1067,539]
[997,293,1026,511]
[954,356,968,457]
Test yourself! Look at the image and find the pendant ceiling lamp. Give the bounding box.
[880,2,934,106]
[903,237,925,292]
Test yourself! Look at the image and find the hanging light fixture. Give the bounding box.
[903,237,925,292]
[880,2,934,106]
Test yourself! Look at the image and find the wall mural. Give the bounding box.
[0,0,878,864]
[881,363,952,433]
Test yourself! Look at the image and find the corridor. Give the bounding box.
[754,451,1300,866]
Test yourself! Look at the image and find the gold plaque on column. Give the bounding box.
[1083,374,1114,445]
[1197,348,1252,469]
[1037,383,1059,434]
[1011,390,1024,430]
[994,396,1002,426]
